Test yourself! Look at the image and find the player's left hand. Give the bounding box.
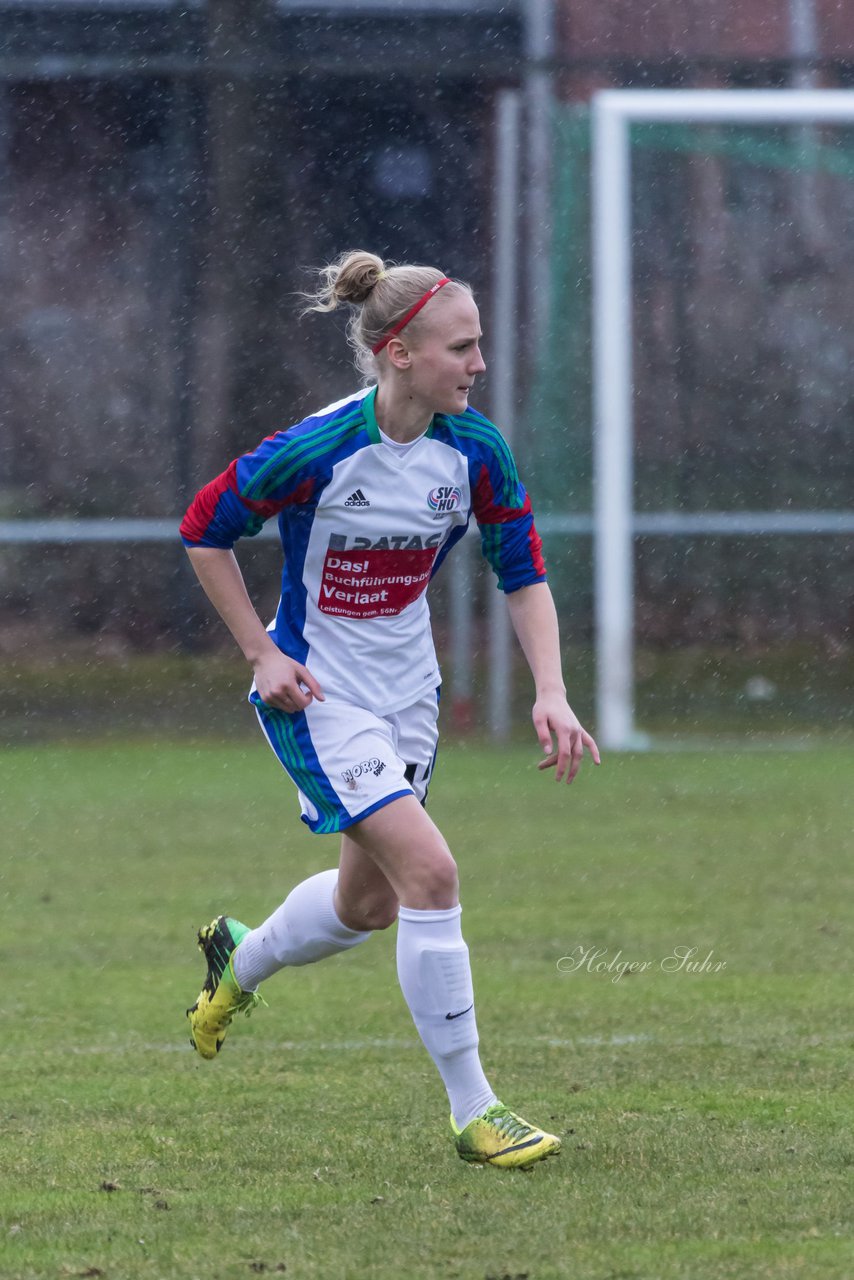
[532,692,601,784]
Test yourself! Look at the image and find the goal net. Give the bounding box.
[528,90,854,749]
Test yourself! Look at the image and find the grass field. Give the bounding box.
[2,737,853,1279]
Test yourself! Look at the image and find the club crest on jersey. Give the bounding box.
[428,485,462,513]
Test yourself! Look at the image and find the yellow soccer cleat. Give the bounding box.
[451,1102,561,1170]
[186,916,264,1059]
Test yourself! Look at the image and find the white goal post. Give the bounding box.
[591,88,854,751]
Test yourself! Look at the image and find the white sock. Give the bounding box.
[232,868,370,989]
[396,904,497,1130]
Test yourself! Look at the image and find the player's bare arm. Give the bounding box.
[506,581,600,784]
[185,546,324,712]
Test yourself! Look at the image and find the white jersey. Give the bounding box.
[181,386,546,715]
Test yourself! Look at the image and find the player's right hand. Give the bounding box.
[252,649,325,712]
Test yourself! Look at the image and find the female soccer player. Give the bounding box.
[180,250,599,1170]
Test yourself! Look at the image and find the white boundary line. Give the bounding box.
[25,1028,852,1058]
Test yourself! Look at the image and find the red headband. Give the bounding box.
[371,277,452,355]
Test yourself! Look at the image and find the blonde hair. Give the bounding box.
[302,249,471,382]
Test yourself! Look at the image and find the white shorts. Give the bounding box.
[249,687,439,835]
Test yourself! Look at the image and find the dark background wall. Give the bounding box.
[1,0,852,665]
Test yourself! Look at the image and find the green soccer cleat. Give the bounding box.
[186,915,263,1059]
[451,1102,561,1170]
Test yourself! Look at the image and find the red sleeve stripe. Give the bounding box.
[473,462,546,581]
[473,463,533,525]
[179,464,237,544]
[180,461,315,544]
[242,474,315,517]
[527,520,546,578]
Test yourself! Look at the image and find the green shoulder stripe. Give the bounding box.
[242,405,367,501]
[443,417,520,507]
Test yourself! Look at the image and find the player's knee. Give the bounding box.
[434,851,459,901]
[337,890,399,932]
[412,847,459,907]
[358,896,400,931]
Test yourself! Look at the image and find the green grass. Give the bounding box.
[1,640,852,746]
[1,740,853,1279]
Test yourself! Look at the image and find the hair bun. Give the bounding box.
[304,251,386,314]
[333,252,386,305]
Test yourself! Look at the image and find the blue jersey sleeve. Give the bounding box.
[458,412,547,592]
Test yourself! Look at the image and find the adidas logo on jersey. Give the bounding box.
[344,489,370,507]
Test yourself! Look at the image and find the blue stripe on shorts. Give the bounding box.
[250,693,344,835]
